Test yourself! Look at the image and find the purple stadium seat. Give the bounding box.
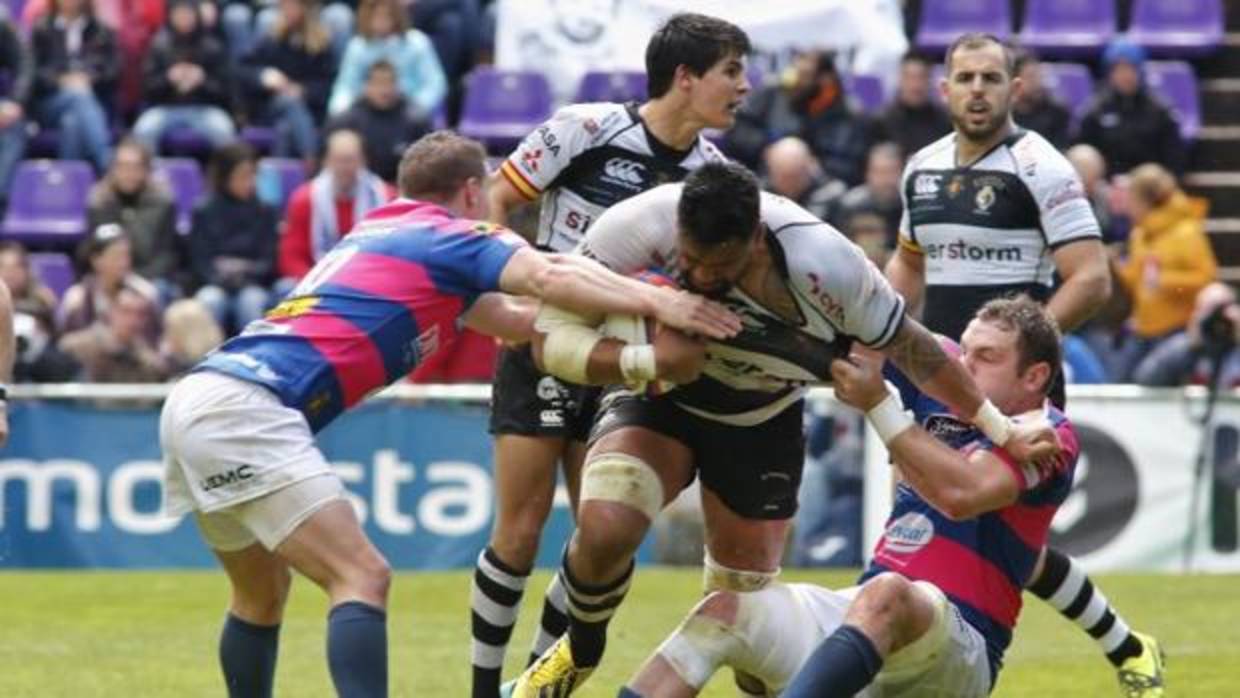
[28,251,74,301]
[458,68,553,153]
[1040,62,1095,124]
[256,157,306,212]
[153,158,205,235]
[1144,60,1201,140]
[575,71,646,104]
[846,74,889,114]
[2,0,24,23]
[915,0,1012,53]
[1018,0,1116,57]
[241,126,275,155]
[1127,0,1223,57]
[159,126,214,157]
[1,160,94,248]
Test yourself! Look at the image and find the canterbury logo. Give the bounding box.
[603,157,646,186]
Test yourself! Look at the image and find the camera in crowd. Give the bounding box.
[1198,302,1240,357]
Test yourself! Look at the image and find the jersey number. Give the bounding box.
[292,246,360,297]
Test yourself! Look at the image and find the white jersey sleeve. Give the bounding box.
[1011,133,1101,248]
[765,194,906,349]
[574,183,682,275]
[497,102,623,201]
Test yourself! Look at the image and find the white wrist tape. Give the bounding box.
[619,344,658,385]
[867,391,914,446]
[973,399,1012,446]
[536,304,604,384]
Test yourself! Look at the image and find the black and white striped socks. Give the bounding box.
[470,547,529,698]
[1027,547,1142,666]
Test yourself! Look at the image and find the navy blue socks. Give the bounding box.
[326,601,388,698]
[219,613,280,698]
[782,624,883,698]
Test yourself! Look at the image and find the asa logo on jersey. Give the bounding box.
[883,512,935,555]
[602,157,647,189]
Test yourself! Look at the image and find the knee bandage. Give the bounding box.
[881,580,951,680]
[659,584,816,694]
[580,453,664,521]
[535,304,603,384]
[702,551,779,593]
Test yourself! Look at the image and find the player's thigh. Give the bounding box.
[587,393,696,506]
[492,433,567,528]
[698,403,805,571]
[273,491,389,598]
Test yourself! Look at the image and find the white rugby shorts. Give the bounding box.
[161,371,337,524]
[784,582,992,697]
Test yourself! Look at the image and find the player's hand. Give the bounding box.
[829,353,889,411]
[653,326,707,384]
[1005,416,1061,464]
[652,288,742,340]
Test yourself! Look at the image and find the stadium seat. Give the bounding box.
[845,74,889,114]
[575,70,646,104]
[1,160,93,248]
[158,126,214,157]
[28,251,74,300]
[1040,62,1095,125]
[915,0,1012,53]
[1144,60,1201,140]
[256,157,306,212]
[241,126,275,155]
[1,0,24,22]
[1018,0,1116,57]
[153,158,205,235]
[1127,0,1223,57]
[458,68,553,153]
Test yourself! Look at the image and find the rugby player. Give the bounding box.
[158,131,740,698]
[473,13,750,698]
[509,162,1060,697]
[886,32,1162,695]
[620,297,1083,698]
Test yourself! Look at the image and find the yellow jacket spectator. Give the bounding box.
[1119,163,1217,339]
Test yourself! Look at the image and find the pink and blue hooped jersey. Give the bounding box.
[864,361,1080,682]
[197,199,526,432]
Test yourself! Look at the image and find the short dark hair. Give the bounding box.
[366,58,397,80]
[208,141,257,194]
[901,51,931,67]
[1011,46,1039,75]
[975,294,1062,394]
[397,130,487,201]
[678,162,761,246]
[945,32,1015,78]
[646,13,750,99]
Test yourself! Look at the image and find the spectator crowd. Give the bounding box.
[0,0,1221,390]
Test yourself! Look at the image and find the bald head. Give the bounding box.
[325,129,366,190]
[763,137,818,200]
[1066,144,1106,192]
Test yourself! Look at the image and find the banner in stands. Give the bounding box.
[494,0,908,104]
[861,389,1240,573]
[0,399,615,569]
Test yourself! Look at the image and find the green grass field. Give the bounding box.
[1,568,1236,696]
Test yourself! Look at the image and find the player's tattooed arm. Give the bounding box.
[881,318,985,418]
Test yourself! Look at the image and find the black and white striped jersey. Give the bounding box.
[578,184,905,426]
[899,129,1100,340]
[498,102,726,253]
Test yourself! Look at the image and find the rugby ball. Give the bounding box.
[602,270,679,396]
